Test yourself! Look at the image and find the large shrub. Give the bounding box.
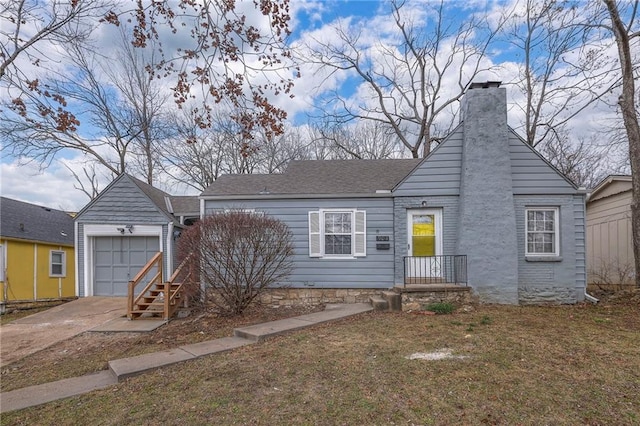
[178,211,294,315]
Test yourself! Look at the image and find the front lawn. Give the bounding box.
[2,301,638,425]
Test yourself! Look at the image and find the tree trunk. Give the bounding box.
[603,0,640,288]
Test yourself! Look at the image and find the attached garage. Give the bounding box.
[75,174,199,298]
[93,236,160,296]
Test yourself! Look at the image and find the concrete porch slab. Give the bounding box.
[90,317,167,333]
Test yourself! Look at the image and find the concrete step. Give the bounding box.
[382,291,402,312]
[369,296,389,311]
[234,303,373,342]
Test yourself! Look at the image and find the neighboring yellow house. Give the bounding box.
[1,197,76,302]
[586,175,634,286]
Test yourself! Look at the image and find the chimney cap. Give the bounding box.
[469,81,502,89]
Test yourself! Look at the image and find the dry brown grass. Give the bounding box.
[0,304,323,392]
[1,297,639,425]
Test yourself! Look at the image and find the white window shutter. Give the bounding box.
[308,211,321,257]
[354,210,366,257]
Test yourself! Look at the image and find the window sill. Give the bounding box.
[525,256,562,262]
[318,256,358,260]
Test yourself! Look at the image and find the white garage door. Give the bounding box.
[93,236,160,296]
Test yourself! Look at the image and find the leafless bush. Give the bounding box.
[588,259,635,291]
[177,211,294,315]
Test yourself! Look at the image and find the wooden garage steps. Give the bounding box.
[127,253,190,320]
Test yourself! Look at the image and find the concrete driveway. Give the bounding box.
[0,297,127,368]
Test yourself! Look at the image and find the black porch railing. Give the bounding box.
[403,255,467,286]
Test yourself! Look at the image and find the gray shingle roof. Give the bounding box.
[169,196,200,216]
[128,176,199,218]
[0,197,74,246]
[201,159,422,196]
[128,175,173,217]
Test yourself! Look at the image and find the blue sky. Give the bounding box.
[0,0,628,211]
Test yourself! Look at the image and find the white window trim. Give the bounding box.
[525,207,560,257]
[309,209,366,259]
[82,224,163,297]
[50,250,66,277]
[0,243,5,282]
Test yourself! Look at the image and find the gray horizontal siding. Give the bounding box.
[393,127,462,197]
[509,131,577,195]
[515,195,585,303]
[77,178,169,224]
[204,197,395,289]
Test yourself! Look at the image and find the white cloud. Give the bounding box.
[0,158,90,212]
[1,0,631,209]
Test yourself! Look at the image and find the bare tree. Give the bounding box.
[600,0,640,287]
[0,0,108,79]
[107,29,172,184]
[301,0,502,158]
[64,161,102,200]
[309,120,403,160]
[503,0,620,148]
[161,110,313,190]
[1,0,111,138]
[160,108,231,192]
[119,0,298,139]
[1,29,170,187]
[538,132,610,188]
[177,211,294,316]
[253,126,314,173]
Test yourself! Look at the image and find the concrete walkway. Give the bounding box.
[0,303,372,413]
[0,297,129,368]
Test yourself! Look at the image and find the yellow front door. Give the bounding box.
[407,209,442,278]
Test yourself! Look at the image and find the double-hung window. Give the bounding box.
[50,250,66,277]
[525,207,559,256]
[309,209,366,258]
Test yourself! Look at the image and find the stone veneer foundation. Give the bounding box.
[259,288,382,307]
[257,286,473,310]
[398,286,473,311]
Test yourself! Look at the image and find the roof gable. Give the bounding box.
[508,129,578,194]
[588,175,632,202]
[75,174,175,223]
[0,197,74,245]
[393,124,579,196]
[393,123,463,196]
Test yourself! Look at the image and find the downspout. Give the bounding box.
[581,187,598,304]
[584,291,599,304]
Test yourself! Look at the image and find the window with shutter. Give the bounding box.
[354,210,366,257]
[308,209,366,258]
[308,211,321,257]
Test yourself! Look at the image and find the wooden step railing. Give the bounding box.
[127,253,192,320]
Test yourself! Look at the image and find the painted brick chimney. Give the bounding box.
[456,82,519,303]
